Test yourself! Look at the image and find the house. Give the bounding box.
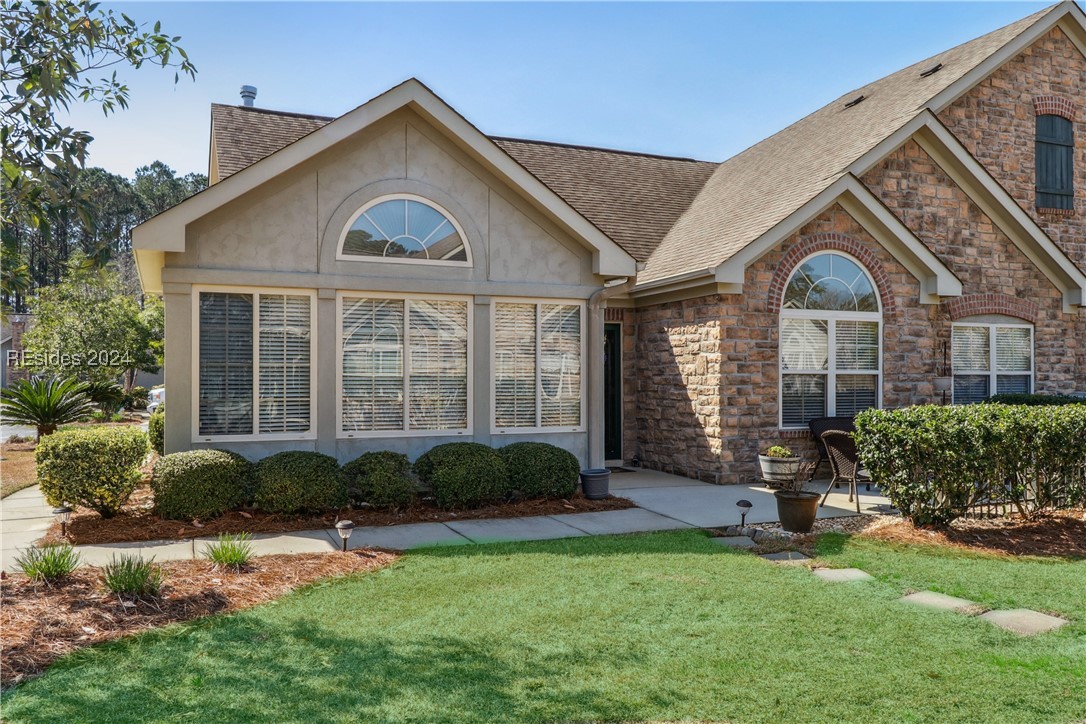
[132,2,1086,483]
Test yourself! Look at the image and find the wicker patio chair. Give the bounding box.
[808,416,855,483]
[819,430,871,514]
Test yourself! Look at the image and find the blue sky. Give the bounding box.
[62,2,1054,178]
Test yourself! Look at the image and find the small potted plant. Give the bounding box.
[758,445,801,486]
[773,461,820,533]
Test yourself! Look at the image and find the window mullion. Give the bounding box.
[535,303,542,429]
[252,293,261,436]
[827,318,836,416]
[403,299,411,433]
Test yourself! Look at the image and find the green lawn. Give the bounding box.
[3,530,1084,723]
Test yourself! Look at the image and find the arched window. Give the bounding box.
[337,195,470,265]
[779,252,881,428]
[1036,114,1074,211]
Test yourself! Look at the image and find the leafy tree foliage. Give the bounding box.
[1,0,196,230]
[20,254,163,387]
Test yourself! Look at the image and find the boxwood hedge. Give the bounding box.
[37,426,149,518]
[499,442,579,500]
[854,404,1086,526]
[254,451,348,514]
[342,451,417,510]
[151,449,253,521]
[414,442,507,509]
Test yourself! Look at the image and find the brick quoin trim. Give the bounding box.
[943,294,1040,324]
[1033,94,1079,122]
[767,233,897,316]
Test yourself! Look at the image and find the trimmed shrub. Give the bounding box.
[499,442,579,500]
[102,554,163,598]
[15,544,81,584]
[254,451,347,514]
[854,404,1086,526]
[148,407,165,455]
[203,533,254,570]
[415,442,507,509]
[151,449,252,521]
[342,451,417,510]
[986,393,1085,406]
[37,426,149,518]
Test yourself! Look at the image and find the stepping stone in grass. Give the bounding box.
[980,609,1069,636]
[760,551,810,565]
[813,567,873,582]
[711,536,756,549]
[899,591,977,613]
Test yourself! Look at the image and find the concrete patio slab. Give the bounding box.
[711,536,757,548]
[980,609,1069,636]
[445,516,587,544]
[813,567,874,582]
[343,522,471,551]
[899,591,977,612]
[760,551,810,565]
[618,479,890,528]
[551,508,692,535]
[609,470,714,490]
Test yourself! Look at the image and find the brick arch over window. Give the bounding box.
[1033,94,1079,122]
[768,233,897,316]
[943,294,1040,324]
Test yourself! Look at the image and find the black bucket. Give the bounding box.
[579,468,611,500]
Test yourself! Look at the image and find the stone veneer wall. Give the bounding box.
[938,26,1086,271]
[862,140,1082,393]
[631,204,930,484]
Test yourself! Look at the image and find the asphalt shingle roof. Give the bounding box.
[208,4,1059,281]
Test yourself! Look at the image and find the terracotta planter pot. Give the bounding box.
[774,490,820,533]
[758,455,801,485]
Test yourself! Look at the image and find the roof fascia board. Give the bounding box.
[928,3,1086,113]
[135,249,165,295]
[912,118,1086,308]
[630,280,742,307]
[133,80,636,277]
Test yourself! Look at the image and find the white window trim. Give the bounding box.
[191,285,318,443]
[951,322,1034,403]
[335,193,473,267]
[336,291,474,438]
[778,251,883,430]
[491,297,587,435]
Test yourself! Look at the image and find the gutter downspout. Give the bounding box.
[586,263,644,469]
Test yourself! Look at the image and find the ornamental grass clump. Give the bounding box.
[14,544,81,585]
[203,533,254,571]
[102,554,163,599]
[36,426,149,518]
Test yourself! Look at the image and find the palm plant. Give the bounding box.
[83,380,126,413]
[0,376,97,441]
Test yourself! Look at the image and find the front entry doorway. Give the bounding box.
[604,323,622,461]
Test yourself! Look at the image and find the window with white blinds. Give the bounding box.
[196,290,315,439]
[494,301,584,431]
[952,323,1033,403]
[779,252,881,428]
[340,295,470,435]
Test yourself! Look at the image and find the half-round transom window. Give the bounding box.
[339,196,469,264]
[782,252,878,312]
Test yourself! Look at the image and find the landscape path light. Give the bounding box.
[735,500,752,528]
[52,506,73,537]
[335,520,355,552]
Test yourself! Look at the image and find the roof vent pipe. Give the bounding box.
[240,85,257,107]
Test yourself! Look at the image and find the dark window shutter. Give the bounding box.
[1036,115,1074,210]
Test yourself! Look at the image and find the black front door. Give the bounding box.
[604,323,622,461]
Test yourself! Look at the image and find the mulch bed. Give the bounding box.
[861,509,1086,559]
[0,549,399,687]
[42,485,636,546]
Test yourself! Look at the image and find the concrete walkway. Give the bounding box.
[0,468,893,570]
